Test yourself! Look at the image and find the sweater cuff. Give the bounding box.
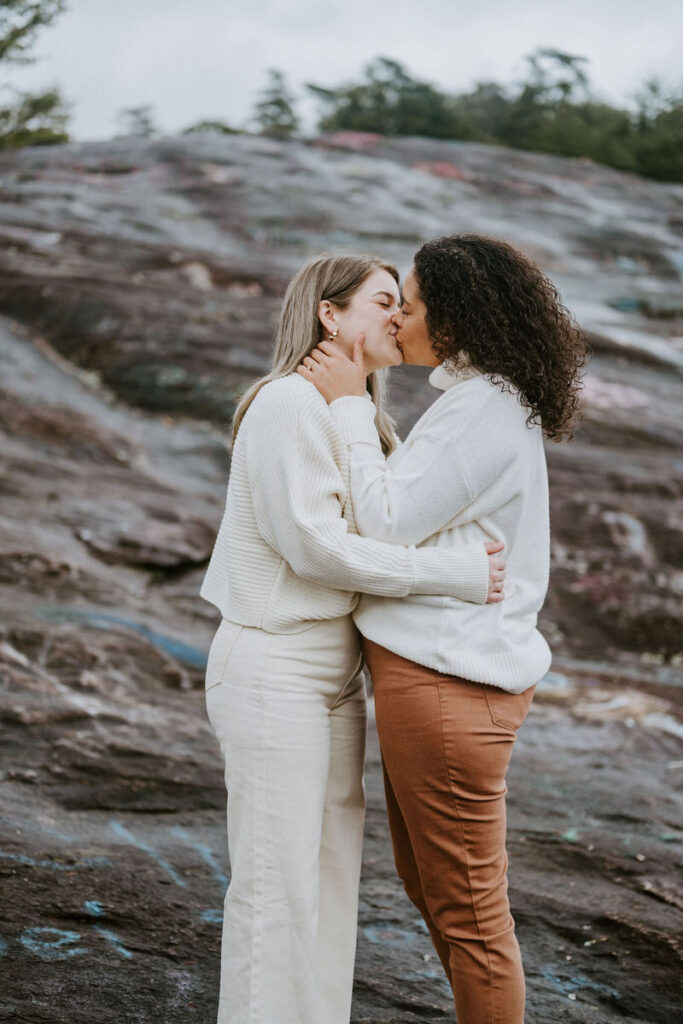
[329,396,382,448]
[410,543,490,605]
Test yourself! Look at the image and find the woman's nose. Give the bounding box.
[391,310,402,326]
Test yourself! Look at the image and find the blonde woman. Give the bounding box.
[200,254,506,1024]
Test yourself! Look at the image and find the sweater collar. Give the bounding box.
[428,358,482,392]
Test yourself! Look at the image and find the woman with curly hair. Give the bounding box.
[299,234,585,1024]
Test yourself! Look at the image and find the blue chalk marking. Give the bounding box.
[171,827,228,888]
[402,969,443,982]
[0,814,74,843]
[200,909,223,924]
[0,851,112,871]
[82,901,133,957]
[35,824,77,842]
[0,934,7,958]
[541,966,620,999]
[92,925,133,959]
[84,900,105,917]
[109,821,186,887]
[363,925,419,946]
[36,607,207,669]
[20,927,87,961]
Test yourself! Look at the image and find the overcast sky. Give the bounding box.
[6,0,682,139]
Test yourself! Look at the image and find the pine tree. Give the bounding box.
[0,1,69,150]
[117,105,157,138]
[308,58,461,138]
[253,70,299,138]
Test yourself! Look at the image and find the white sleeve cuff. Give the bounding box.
[329,396,382,448]
[410,543,491,604]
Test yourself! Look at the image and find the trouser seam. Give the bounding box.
[248,668,268,1023]
[435,675,498,1024]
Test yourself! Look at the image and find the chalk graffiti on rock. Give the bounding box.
[1,819,229,958]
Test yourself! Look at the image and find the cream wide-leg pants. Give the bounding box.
[205,614,366,1024]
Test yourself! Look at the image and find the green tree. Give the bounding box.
[634,77,670,126]
[309,57,463,138]
[253,69,299,138]
[525,48,589,104]
[505,52,682,180]
[0,0,69,150]
[532,100,636,170]
[449,81,511,143]
[0,86,68,148]
[182,119,240,136]
[498,49,591,152]
[455,49,681,181]
[0,0,65,62]
[633,85,683,182]
[117,105,158,138]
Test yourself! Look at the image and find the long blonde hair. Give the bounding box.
[232,254,399,455]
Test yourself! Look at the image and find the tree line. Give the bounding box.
[1,3,681,184]
[256,55,682,183]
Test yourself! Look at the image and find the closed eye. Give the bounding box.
[373,291,399,309]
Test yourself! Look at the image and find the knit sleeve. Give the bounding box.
[329,393,514,547]
[244,385,489,603]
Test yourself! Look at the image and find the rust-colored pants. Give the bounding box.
[363,639,536,1024]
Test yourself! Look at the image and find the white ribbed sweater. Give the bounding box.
[200,373,490,632]
[330,364,552,691]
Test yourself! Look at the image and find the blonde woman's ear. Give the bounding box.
[318,299,337,337]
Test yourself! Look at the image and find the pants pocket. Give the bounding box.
[483,683,536,732]
[330,648,365,710]
[205,620,244,692]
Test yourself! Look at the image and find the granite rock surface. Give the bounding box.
[0,134,681,1022]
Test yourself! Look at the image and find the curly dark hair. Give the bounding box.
[413,234,586,440]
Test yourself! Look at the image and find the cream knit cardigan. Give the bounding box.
[200,373,490,632]
[328,363,552,691]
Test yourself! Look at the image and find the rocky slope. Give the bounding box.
[0,133,681,1022]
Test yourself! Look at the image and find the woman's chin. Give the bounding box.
[368,345,404,369]
[389,342,405,365]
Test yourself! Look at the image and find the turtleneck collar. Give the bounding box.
[428,359,482,392]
